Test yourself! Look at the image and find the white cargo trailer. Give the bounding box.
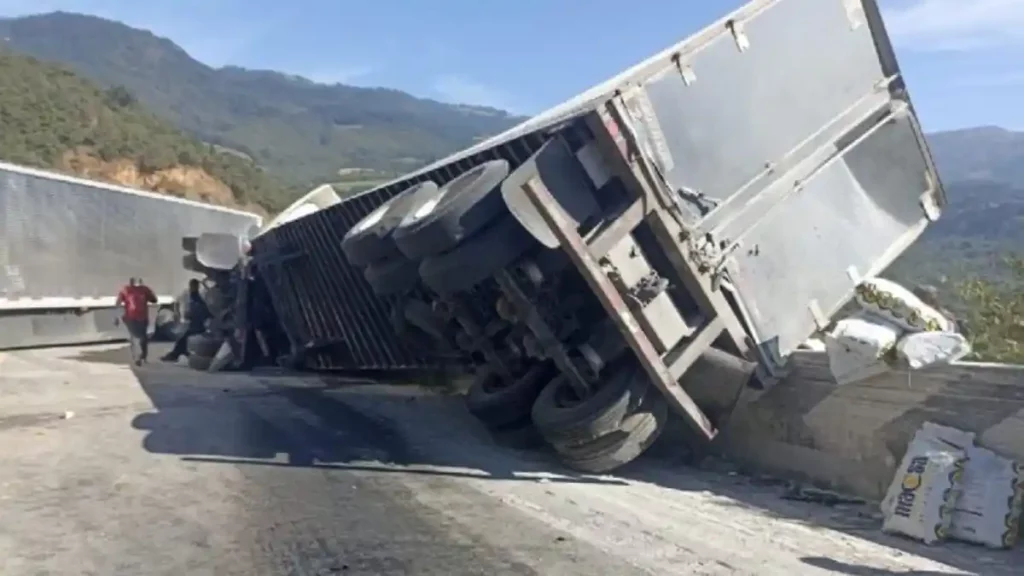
[0,161,262,348]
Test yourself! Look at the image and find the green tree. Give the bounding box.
[956,256,1024,363]
[0,49,295,211]
[103,85,136,108]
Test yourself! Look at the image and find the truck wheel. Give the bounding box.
[187,333,223,358]
[389,302,435,356]
[556,394,668,473]
[203,284,228,318]
[531,361,650,446]
[341,182,440,267]
[187,353,213,371]
[488,417,545,450]
[402,299,448,343]
[392,160,510,260]
[418,216,537,295]
[465,362,553,428]
[363,256,420,296]
[153,308,179,341]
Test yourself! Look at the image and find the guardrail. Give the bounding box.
[686,351,1024,500]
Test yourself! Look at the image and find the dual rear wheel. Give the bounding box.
[341,160,540,297]
[465,358,668,472]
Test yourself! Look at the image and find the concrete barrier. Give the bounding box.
[695,352,1024,501]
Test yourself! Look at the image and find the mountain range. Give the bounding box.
[0,11,1020,289]
[0,12,524,191]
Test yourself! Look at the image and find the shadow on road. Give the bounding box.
[72,344,1021,574]
[75,344,622,487]
[800,556,953,575]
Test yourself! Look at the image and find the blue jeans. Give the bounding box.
[124,319,149,363]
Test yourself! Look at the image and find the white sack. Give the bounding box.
[949,444,1024,549]
[855,278,956,333]
[881,423,967,544]
[896,331,972,370]
[825,313,901,385]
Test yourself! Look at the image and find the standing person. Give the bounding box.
[161,278,212,363]
[116,277,158,366]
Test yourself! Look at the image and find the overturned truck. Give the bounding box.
[199,0,946,473]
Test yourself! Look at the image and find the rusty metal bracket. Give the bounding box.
[494,270,593,397]
[441,297,515,383]
[519,176,717,441]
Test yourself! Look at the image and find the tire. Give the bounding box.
[488,418,545,450]
[363,256,420,296]
[556,394,668,474]
[392,160,510,260]
[187,333,223,358]
[341,182,440,267]
[531,361,650,446]
[202,283,228,319]
[389,302,434,355]
[187,353,213,371]
[182,253,209,274]
[418,216,537,295]
[153,308,179,341]
[402,299,448,343]
[465,362,553,428]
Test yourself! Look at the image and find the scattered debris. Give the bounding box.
[780,484,865,507]
[62,410,74,420]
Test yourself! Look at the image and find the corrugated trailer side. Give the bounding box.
[252,187,435,371]
[250,122,593,371]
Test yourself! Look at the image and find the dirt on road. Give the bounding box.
[0,344,1019,575]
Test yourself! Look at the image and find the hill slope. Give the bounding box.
[0,46,286,212]
[928,126,1024,184]
[0,12,524,187]
[886,127,1024,290]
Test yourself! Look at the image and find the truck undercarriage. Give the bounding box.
[181,0,945,474]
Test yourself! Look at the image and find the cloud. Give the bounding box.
[432,74,516,112]
[883,0,1024,51]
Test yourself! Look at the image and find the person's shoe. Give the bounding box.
[160,355,178,363]
[134,359,142,367]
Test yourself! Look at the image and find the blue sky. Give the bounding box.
[0,0,1021,132]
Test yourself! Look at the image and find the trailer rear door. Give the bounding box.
[615,0,943,373]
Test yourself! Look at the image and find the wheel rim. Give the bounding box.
[350,202,389,234]
[406,188,448,223]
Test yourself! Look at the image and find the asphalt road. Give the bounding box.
[0,343,1018,575]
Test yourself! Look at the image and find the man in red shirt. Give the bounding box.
[116,277,158,366]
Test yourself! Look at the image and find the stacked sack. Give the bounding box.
[824,277,972,385]
[881,422,1024,549]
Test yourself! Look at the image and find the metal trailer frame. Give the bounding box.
[454,0,937,442]
[513,105,751,441]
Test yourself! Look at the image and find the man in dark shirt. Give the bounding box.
[116,277,158,366]
[161,278,212,363]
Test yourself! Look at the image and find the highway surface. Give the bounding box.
[0,343,1017,575]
